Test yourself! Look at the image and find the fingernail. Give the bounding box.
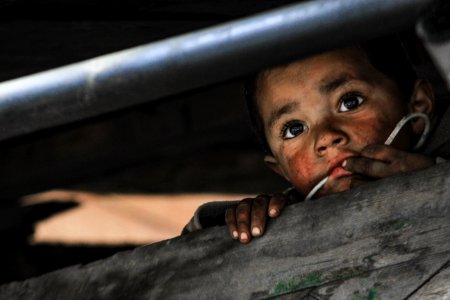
[240,232,249,241]
[232,231,238,239]
[269,208,278,217]
[342,160,352,170]
[252,227,261,236]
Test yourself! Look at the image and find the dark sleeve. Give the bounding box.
[181,200,239,234]
[181,188,304,235]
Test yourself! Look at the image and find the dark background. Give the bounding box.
[0,0,300,284]
[0,0,299,201]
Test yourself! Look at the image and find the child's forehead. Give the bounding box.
[255,46,398,119]
[261,47,369,86]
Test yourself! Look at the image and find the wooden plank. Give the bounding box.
[279,253,449,299]
[409,262,450,300]
[0,163,449,299]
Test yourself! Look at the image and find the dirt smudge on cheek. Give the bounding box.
[353,115,392,146]
[286,150,317,194]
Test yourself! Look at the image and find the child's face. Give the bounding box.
[258,47,413,196]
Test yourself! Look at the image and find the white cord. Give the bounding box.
[304,176,328,201]
[304,112,430,201]
[384,112,430,149]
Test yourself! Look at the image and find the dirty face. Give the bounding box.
[258,47,411,196]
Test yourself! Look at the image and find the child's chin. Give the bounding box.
[333,178,353,193]
[314,176,351,198]
[312,175,372,199]
[323,175,358,196]
[333,175,373,193]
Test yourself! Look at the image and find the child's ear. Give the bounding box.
[408,79,434,134]
[264,155,290,182]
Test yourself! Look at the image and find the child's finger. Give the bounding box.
[343,157,391,178]
[236,199,252,244]
[268,193,287,218]
[225,207,239,239]
[360,144,402,161]
[250,195,269,237]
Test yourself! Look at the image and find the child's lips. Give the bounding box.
[329,166,352,178]
[327,154,355,178]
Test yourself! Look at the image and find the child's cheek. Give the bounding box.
[352,113,398,146]
[284,149,318,195]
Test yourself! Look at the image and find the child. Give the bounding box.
[183,36,449,244]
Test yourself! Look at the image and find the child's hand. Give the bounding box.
[225,193,287,244]
[342,144,434,179]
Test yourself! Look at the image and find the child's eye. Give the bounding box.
[281,121,306,139]
[338,93,364,112]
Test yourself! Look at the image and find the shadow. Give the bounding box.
[0,200,135,284]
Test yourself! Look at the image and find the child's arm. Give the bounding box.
[182,200,239,234]
[342,144,435,179]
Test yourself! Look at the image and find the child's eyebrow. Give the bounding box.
[319,74,354,95]
[267,101,298,130]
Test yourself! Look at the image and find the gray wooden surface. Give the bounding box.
[1,162,449,300]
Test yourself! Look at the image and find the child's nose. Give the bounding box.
[315,131,347,155]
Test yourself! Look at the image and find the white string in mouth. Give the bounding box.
[304,112,430,201]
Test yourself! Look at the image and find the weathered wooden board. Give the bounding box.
[409,262,450,300]
[0,162,449,299]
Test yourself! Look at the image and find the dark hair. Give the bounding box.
[245,35,418,154]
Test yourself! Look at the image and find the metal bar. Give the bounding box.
[0,0,434,141]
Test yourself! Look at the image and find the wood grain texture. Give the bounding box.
[409,262,450,300]
[0,162,449,299]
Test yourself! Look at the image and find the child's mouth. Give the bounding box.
[327,155,355,178]
[329,166,352,178]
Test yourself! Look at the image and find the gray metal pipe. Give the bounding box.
[0,0,433,141]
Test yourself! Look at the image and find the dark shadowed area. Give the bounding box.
[0,0,296,284]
